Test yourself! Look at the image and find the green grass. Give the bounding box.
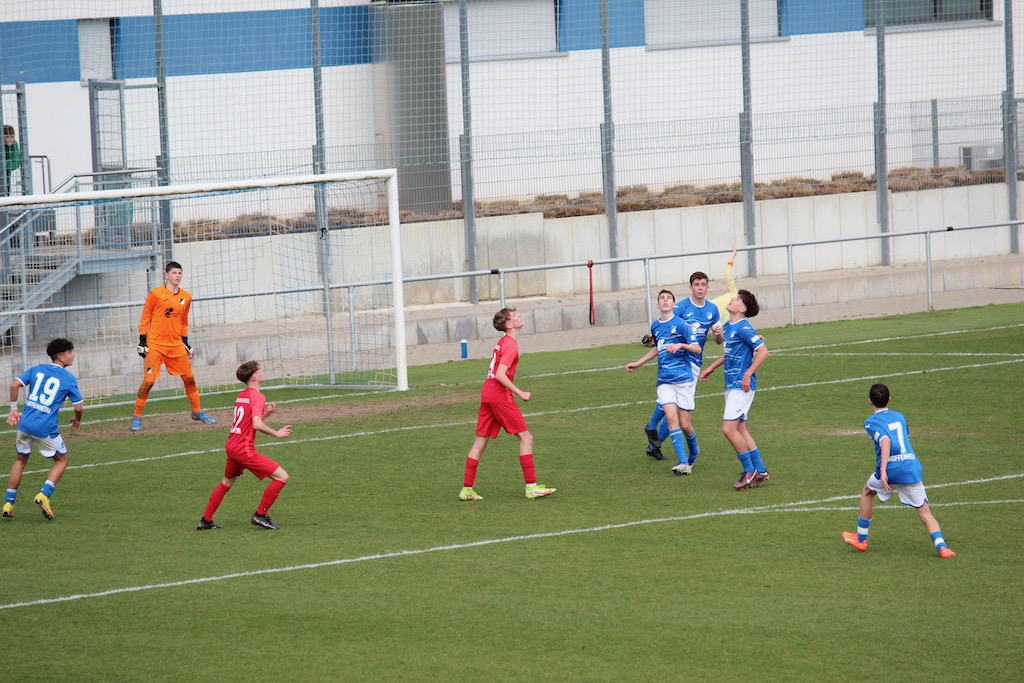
[2,303,1023,681]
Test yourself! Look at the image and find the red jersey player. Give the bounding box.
[197,361,292,530]
[459,308,556,501]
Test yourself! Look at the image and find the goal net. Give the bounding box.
[0,170,407,406]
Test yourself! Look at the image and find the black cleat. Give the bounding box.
[197,518,222,530]
[645,427,662,450]
[251,513,279,530]
[647,446,667,461]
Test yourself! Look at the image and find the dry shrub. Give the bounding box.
[661,184,706,208]
[889,166,927,177]
[139,165,1011,237]
[702,184,743,204]
[756,177,825,199]
[476,199,522,216]
[974,169,1006,184]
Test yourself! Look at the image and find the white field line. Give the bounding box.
[3,321,1022,434]
[4,355,1024,479]
[1,476,1021,612]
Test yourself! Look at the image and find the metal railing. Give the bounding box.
[398,219,1024,325]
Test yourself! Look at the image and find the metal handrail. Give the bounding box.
[48,167,162,196]
[7,219,1022,327]
[29,155,51,193]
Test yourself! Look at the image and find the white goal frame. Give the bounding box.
[0,169,409,395]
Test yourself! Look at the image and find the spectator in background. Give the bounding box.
[3,125,21,196]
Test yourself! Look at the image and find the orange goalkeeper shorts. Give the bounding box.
[142,344,192,380]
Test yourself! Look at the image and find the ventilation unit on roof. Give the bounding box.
[960,145,1003,171]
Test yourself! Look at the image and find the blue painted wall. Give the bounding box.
[0,2,897,85]
[557,0,646,51]
[780,0,865,36]
[0,20,80,84]
[113,6,370,80]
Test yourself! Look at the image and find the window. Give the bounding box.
[442,0,557,62]
[645,0,779,48]
[865,0,993,28]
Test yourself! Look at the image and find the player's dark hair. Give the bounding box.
[236,360,261,383]
[493,307,516,332]
[657,289,675,302]
[869,383,890,408]
[737,289,759,317]
[46,338,74,359]
[165,261,182,272]
[689,271,709,285]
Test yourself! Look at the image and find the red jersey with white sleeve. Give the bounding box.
[480,335,519,403]
[226,386,265,455]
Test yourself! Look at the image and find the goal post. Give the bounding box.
[0,170,408,405]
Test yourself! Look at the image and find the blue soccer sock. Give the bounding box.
[41,480,55,498]
[857,516,871,543]
[737,450,753,472]
[748,447,766,473]
[5,488,16,504]
[668,429,687,465]
[685,431,699,464]
[930,530,949,553]
[646,405,665,432]
[658,419,670,445]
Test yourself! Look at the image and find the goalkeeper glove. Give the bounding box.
[137,335,149,358]
[640,334,655,348]
[183,337,194,359]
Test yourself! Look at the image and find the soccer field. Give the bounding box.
[1,304,1022,682]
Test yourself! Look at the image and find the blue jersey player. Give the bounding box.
[4,338,84,521]
[842,383,955,558]
[699,290,770,490]
[627,290,702,475]
[642,272,723,465]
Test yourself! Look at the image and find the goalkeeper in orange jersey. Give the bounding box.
[130,261,216,431]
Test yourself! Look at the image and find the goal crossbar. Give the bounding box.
[1,169,408,394]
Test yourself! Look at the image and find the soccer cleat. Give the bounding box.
[130,417,142,432]
[671,462,692,475]
[645,427,662,450]
[525,484,556,499]
[842,531,868,552]
[34,492,54,520]
[197,518,222,530]
[251,513,279,530]
[2,502,13,518]
[752,471,771,485]
[733,471,756,490]
[647,446,667,461]
[191,411,217,425]
[939,547,956,559]
[459,487,483,501]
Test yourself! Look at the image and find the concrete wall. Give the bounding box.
[160,182,1020,327]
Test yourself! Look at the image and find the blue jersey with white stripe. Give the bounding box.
[16,363,82,439]
[863,409,924,485]
[651,315,696,385]
[721,318,764,390]
[673,297,720,368]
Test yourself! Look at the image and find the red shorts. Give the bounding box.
[224,448,279,480]
[475,400,527,438]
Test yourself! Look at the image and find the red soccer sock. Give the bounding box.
[463,457,480,488]
[519,454,536,485]
[203,482,230,521]
[257,479,287,515]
